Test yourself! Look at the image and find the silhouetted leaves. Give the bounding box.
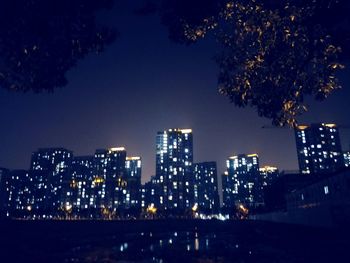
[0,0,116,92]
[154,0,349,126]
[1,0,349,126]
[159,0,223,44]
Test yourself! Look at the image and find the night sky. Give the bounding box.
[0,1,349,183]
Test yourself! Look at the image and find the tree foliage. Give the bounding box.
[1,0,349,126]
[0,0,116,92]
[154,0,349,126]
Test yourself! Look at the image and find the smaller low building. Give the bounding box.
[287,169,350,227]
[253,169,350,228]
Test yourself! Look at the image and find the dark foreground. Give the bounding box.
[0,220,349,263]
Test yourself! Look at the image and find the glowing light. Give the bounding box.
[297,125,309,130]
[180,129,192,134]
[238,204,249,215]
[109,147,126,152]
[93,177,104,184]
[117,177,127,187]
[147,204,157,214]
[195,238,199,251]
[126,156,141,161]
[70,180,77,188]
[65,203,72,212]
[259,166,278,172]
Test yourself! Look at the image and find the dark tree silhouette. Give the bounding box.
[0,0,116,92]
[140,0,349,126]
[2,0,349,126]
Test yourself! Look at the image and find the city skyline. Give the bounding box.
[1,1,350,261]
[2,123,349,219]
[1,1,350,183]
[1,124,350,183]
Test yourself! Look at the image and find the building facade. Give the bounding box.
[141,176,161,216]
[2,170,32,218]
[125,157,142,213]
[155,129,194,213]
[295,123,344,175]
[62,156,94,217]
[193,162,220,214]
[222,154,262,209]
[92,147,128,216]
[2,146,143,219]
[30,148,73,215]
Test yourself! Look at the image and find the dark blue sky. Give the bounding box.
[0,1,349,183]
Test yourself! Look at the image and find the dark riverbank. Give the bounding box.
[0,219,349,263]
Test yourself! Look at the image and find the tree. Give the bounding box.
[149,0,350,126]
[0,0,116,92]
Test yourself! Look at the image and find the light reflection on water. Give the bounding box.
[5,221,345,263]
[194,237,199,251]
[66,231,226,262]
[65,229,332,263]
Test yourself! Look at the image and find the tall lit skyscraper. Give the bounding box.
[62,156,94,217]
[107,147,127,212]
[93,147,127,214]
[295,123,344,174]
[155,129,194,212]
[92,149,109,211]
[193,162,219,214]
[30,148,73,214]
[125,157,142,212]
[222,154,262,209]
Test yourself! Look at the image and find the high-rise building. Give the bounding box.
[295,123,344,175]
[125,157,142,212]
[62,156,94,217]
[155,129,194,212]
[91,149,109,211]
[3,170,35,218]
[93,147,127,215]
[3,147,143,219]
[30,148,73,215]
[222,154,262,209]
[193,162,220,214]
